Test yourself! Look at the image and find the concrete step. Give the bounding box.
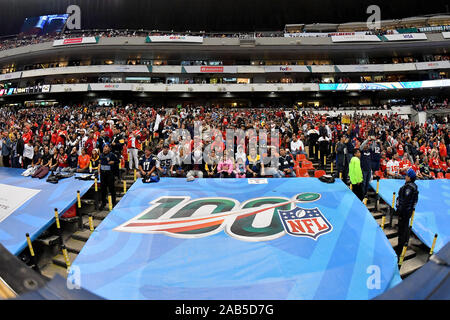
[36,235,61,247]
[378,203,390,210]
[403,249,416,261]
[399,252,429,278]
[384,227,398,239]
[372,211,384,220]
[81,199,96,205]
[40,263,68,279]
[52,251,78,268]
[65,238,86,254]
[375,216,398,227]
[82,216,102,229]
[367,191,376,197]
[71,229,92,242]
[91,210,110,220]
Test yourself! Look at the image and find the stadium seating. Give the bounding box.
[314,170,326,178]
[297,168,310,177]
[301,160,314,170]
[375,170,385,179]
[296,154,306,162]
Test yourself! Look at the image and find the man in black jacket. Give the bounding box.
[360,137,374,197]
[98,145,117,210]
[336,135,349,183]
[395,168,419,257]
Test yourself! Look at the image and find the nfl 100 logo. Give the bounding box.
[115,192,333,242]
[278,207,332,240]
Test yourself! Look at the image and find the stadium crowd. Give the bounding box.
[0,104,449,199]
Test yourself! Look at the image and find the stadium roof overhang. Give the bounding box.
[1,39,450,66]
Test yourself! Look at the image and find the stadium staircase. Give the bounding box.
[36,169,136,279]
[25,147,429,284]
[310,148,430,279]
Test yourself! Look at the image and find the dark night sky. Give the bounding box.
[0,0,449,36]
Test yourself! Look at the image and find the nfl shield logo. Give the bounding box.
[278,207,332,240]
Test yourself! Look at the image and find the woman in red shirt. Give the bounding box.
[55,147,68,173]
[428,151,440,174]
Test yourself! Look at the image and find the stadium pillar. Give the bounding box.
[26,233,40,274]
[76,190,83,230]
[54,208,62,245]
[61,245,71,269]
[108,195,113,211]
[88,215,94,232]
[389,192,396,228]
[428,234,438,261]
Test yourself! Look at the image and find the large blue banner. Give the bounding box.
[72,178,400,299]
[0,168,94,255]
[370,179,450,253]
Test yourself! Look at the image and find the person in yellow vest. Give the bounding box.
[89,148,100,173]
[246,147,265,178]
[349,149,364,200]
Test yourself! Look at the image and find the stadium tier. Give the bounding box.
[0,1,449,302]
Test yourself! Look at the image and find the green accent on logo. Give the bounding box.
[229,198,290,238]
[296,193,321,202]
[139,197,186,220]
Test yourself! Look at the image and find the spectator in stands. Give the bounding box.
[205,150,219,178]
[67,147,79,172]
[1,131,12,167]
[428,150,441,175]
[234,157,246,178]
[275,148,295,178]
[77,148,91,173]
[336,135,349,182]
[55,147,68,173]
[386,154,402,179]
[349,149,364,200]
[246,147,264,177]
[138,146,158,180]
[10,134,21,168]
[32,146,51,179]
[318,132,330,170]
[22,140,34,169]
[99,144,117,210]
[359,138,373,197]
[157,143,175,177]
[290,135,305,159]
[218,153,234,178]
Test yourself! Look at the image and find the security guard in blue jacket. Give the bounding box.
[98,144,117,210]
[395,168,419,257]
